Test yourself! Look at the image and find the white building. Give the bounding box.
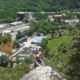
[48,15,55,21]
[63,19,79,23]
[2,30,11,34]
[10,21,24,26]
[48,14,67,22]
[14,26,30,31]
[0,51,8,56]
[0,24,8,29]
[31,36,47,44]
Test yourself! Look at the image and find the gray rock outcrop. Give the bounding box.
[20,66,65,80]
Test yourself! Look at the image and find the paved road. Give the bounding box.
[9,38,35,59]
[9,45,25,59]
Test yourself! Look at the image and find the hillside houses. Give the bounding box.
[48,14,80,24]
[17,12,34,21]
[31,36,47,45]
[63,19,79,23]
[48,14,67,22]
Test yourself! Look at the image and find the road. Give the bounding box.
[9,37,35,59]
[9,45,25,59]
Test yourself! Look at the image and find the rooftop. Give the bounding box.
[54,14,66,17]
[63,19,79,23]
[0,24,7,29]
[17,12,27,14]
[31,36,47,44]
[10,21,23,26]
[14,26,30,31]
[2,30,11,34]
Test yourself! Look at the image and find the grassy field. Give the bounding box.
[46,35,73,78]
[47,35,73,53]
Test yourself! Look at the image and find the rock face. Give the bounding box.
[20,66,64,80]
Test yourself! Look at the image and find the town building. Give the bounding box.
[17,12,34,21]
[31,36,47,44]
[63,19,79,23]
[14,26,29,32]
[54,14,67,21]
[17,12,27,21]
[2,30,11,35]
[0,24,9,30]
[19,36,28,43]
[10,21,29,31]
[10,21,24,26]
[48,14,67,22]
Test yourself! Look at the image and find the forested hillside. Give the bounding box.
[0,0,80,23]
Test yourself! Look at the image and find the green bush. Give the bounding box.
[0,55,9,67]
[0,64,31,80]
[24,57,33,65]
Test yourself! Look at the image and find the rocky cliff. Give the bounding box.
[20,66,65,80]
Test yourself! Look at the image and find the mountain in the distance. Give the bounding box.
[0,0,80,23]
[0,0,80,11]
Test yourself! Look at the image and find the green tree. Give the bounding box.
[2,34,12,44]
[24,57,32,65]
[16,31,26,39]
[13,40,20,48]
[66,50,80,80]
[34,12,48,20]
[66,36,80,80]
[41,38,48,49]
[0,55,9,67]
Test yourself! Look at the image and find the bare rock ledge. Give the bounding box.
[20,66,65,80]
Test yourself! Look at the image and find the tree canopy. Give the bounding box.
[0,0,80,23]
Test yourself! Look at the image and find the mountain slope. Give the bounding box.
[0,0,80,23]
